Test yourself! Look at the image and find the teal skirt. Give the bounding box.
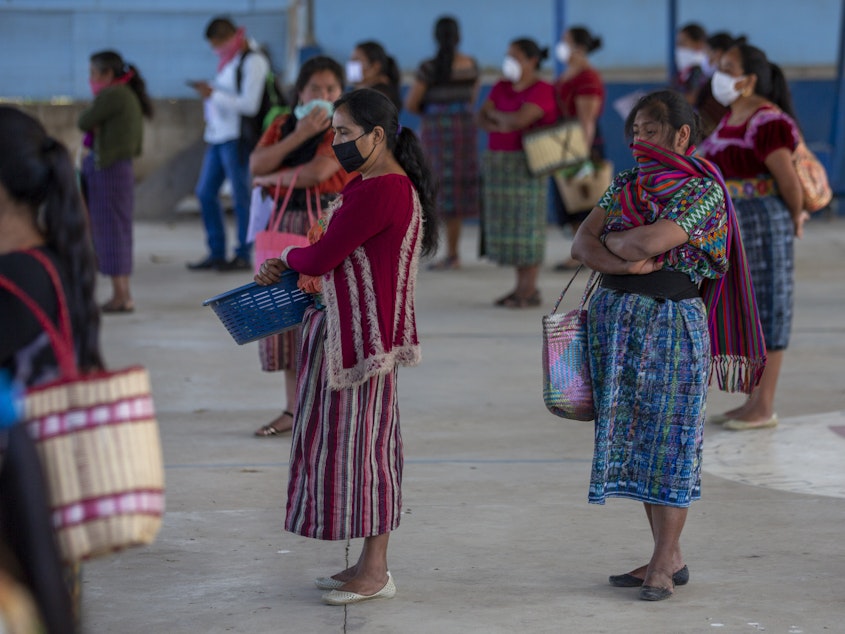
[481,150,547,266]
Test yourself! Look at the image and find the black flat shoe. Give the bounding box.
[217,256,252,272]
[639,585,673,601]
[609,565,689,588]
[187,256,226,271]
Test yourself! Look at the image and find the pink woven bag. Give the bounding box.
[253,166,320,273]
[0,250,164,562]
[542,266,599,421]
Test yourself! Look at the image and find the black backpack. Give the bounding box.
[235,49,287,157]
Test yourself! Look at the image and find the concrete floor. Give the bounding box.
[80,215,845,634]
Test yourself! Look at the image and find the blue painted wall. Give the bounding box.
[0,4,289,101]
[312,0,842,71]
[1,0,841,188]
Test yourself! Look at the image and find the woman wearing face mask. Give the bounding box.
[694,33,746,137]
[673,23,710,106]
[699,43,807,431]
[78,50,153,314]
[551,26,606,271]
[571,90,765,601]
[254,88,438,605]
[405,15,481,271]
[478,38,558,308]
[346,41,403,112]
[249,56,354,437]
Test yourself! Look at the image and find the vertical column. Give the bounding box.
[554,0,567,76]
[829,1,845,194]
[667,0,678,84]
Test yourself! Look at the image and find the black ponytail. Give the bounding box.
[393,127,438,256]
[0,106,103,372]
[433,16,460,83]
[125,64,154,119]
[333,89,439,256]
[737,44,798,123]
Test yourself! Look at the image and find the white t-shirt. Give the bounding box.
[203,49,270,144]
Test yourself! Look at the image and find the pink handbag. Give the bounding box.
[542,265,599,421]
[253,166,320,273]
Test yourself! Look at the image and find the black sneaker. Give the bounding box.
[217,256,252,272]
[186,256,226,271]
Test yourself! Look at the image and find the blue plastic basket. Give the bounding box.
[202,270,314,345]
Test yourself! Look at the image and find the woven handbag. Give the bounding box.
[0,250,164,563]
[522,120,589,177]
[254,166,319,273]
[793,141,832,213]
[542,265,599,421]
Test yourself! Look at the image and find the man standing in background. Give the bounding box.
[187,16,269,272]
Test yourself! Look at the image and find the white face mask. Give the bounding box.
[711,70,745,106]
[555,41,571,64]
[345,60,363,84]
[502,55,522,82]
[675,47,708,72]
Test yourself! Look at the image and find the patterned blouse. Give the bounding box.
[598,167,729,283]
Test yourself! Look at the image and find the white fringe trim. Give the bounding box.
[321,185,423,391]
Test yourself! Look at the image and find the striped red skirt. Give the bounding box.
[285,307,403,540]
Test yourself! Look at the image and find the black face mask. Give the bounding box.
[332,132,374,172]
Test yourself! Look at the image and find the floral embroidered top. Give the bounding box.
[698,105,799,179]
[598,148,729,283]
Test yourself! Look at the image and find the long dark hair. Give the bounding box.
[280,55,346,168]
[433,16,460,83]
[625,89,703,147]
[0,106,103,371]
[568,26,602,54]
[333,89,438,256]
[735,43,798,121]
[511,38,549,69]
[356,41,401,89]
[90,50,154,119]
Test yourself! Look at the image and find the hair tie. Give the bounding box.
[396,124,403,137]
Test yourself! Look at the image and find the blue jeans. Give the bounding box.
[195,140,252,261]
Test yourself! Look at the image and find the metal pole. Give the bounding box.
[554,0,566,76]
[667,0,678,84]
[829,0,845,194]
[305,0,316,47]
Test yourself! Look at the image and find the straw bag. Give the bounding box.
[793,141,832,213]
[0,250,164,563]
[522,120,589,177]
[542,265,599,421]
[553,160,614,213]
[254,166,319,273]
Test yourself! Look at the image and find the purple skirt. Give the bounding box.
[81,155,134,276]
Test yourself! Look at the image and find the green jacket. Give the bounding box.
[78,84,143,169]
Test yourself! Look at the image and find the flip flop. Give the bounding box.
[254,410,294,437]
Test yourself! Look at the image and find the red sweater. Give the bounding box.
[286,174,423,389]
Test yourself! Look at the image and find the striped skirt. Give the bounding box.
[420,105,480,219]
[258,206,315,372]
[81,155,134,276]
[285,307,403,540]
[587,288,710,508]
[481,150,547,266]
[733,196,794,350]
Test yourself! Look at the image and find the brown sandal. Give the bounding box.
[501,291,541,309]
[254,410,294,437]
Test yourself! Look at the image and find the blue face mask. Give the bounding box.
[293,99,335,120]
